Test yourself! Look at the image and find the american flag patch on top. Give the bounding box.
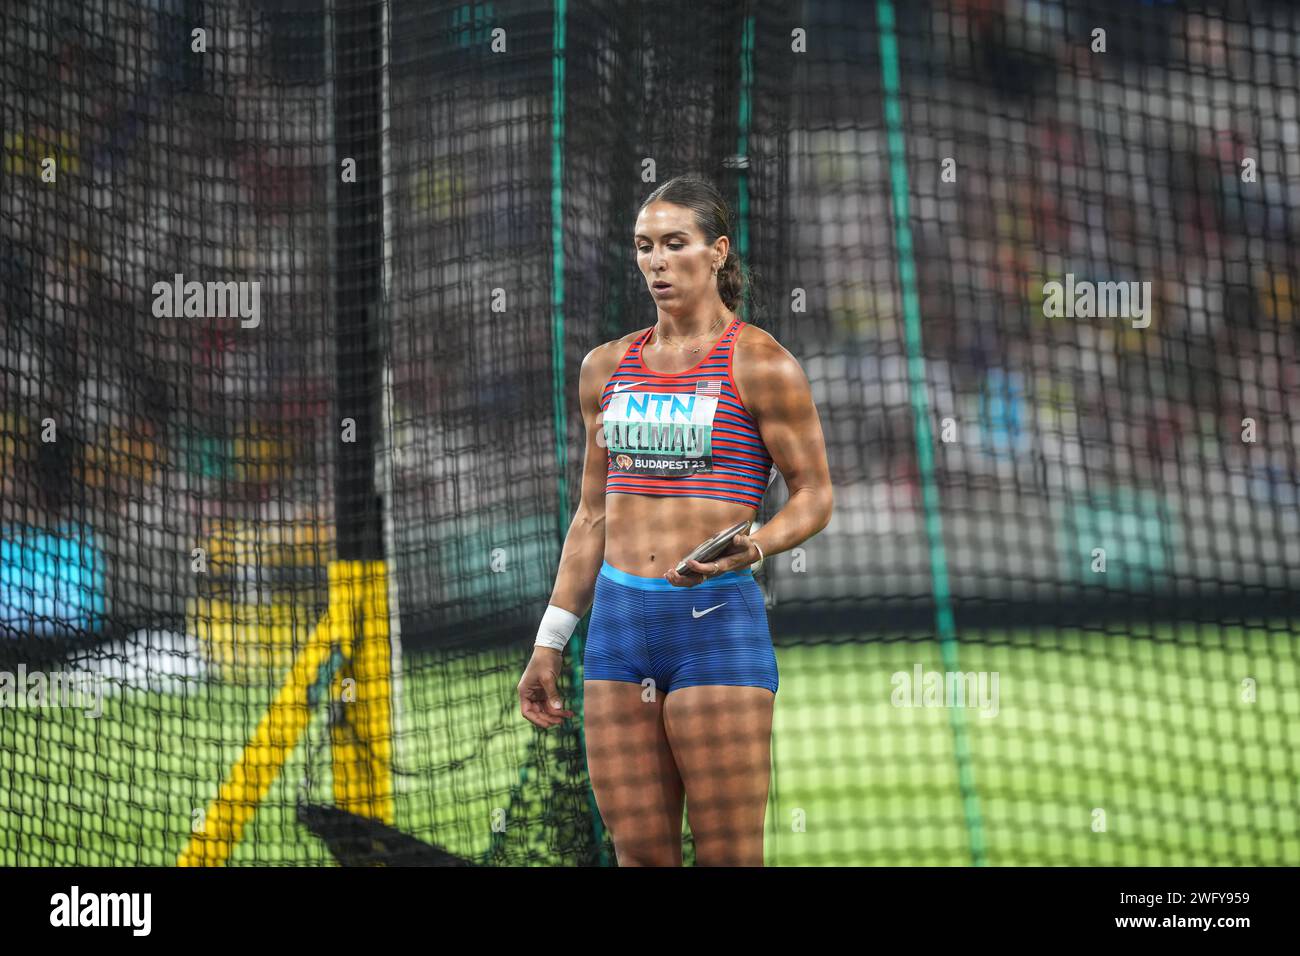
[695,380,721,397]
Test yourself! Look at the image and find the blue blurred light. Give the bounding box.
[0,524,107,637]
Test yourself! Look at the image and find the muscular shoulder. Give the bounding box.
[584,326,648,376]
[732,323,807,418]
[579,327,650,410]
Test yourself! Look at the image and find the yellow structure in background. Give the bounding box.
[178,560,394,866]
[189,518,334,683]
[189,596,306,683]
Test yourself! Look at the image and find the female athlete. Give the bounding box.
[517,176,833,866]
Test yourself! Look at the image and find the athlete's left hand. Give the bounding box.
[664,532,762,587]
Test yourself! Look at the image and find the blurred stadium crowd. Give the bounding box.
[1,0,1297,639]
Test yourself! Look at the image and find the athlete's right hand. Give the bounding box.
[518,647,576,729]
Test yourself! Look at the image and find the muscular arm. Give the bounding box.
[545,343,615,617]
[735,332,834,562]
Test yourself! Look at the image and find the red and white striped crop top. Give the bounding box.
[599,317,775,508]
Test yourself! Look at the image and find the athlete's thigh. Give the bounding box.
[661,684,774,865]
[583,679,685,865]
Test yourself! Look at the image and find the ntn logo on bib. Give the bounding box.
[603,389,719,472]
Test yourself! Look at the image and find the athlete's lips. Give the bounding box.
[652,281,671,288]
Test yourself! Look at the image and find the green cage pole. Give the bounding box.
[876,0,987,866]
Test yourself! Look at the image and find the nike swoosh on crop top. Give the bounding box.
[599,317,776,508]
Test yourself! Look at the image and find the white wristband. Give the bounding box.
[752,540,764,573]
[535,605,580,651]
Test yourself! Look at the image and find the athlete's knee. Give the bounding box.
[692,843,762,866]
[613,838,680,867]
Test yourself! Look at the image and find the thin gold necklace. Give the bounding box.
[654,314,726,354]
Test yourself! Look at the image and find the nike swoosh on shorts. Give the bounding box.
[692,603,727,619]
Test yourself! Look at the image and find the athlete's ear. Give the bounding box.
[712,234,729,270]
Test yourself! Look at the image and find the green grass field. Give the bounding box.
[2,622,1297,865]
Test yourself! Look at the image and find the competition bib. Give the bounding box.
[604,386,719,476]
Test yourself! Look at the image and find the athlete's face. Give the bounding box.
[634,202,727,312]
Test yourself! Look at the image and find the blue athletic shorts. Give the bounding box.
[583,560,778,694]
